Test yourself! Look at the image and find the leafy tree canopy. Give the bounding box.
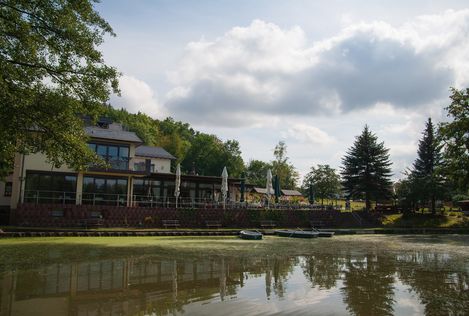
[302,164,341,205]
[245,159,272,187]
[104,107,245,177]
[341,125,393,211]
[0,0,119,178]
[271,141,299,189]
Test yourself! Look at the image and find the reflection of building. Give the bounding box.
[1,118,241,225]
[0,257,243,316]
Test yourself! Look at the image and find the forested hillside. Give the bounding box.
[104,107,245,177]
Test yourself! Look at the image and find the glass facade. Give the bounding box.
[88,143,129,170]
[82,176,128,206]
[24,172,77,204]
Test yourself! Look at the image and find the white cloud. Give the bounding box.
[165,10,469,126]
[111,75,167,118]
[285,124,336,146]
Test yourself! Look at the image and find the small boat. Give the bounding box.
[275,229,319,238]
[312,228,335,237]
[240,230,263,240]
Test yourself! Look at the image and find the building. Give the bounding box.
[1,119,241,225]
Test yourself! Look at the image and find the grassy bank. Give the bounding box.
[382,212,469,228]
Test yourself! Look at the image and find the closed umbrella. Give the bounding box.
[175,163,181,208]
[266,169,273,208]
[308,183,315,205]
[274,175,280,204]
[221,166,228,209]
[240,172,245,203]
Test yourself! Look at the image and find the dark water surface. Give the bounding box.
[0,235,468,315]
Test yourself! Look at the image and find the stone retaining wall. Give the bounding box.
[10,203,381,228]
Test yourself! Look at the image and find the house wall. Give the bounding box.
[23,152,74,173]
[9,141,140,209]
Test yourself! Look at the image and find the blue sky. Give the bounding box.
[95,0,469,181]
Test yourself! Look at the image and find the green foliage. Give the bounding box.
[438,87,469,192]
[302,164,341,205]
[104,107,245,177]
[271,141,299,189]
[0,0,119,178]
[408,118,446,214]
[341,126,393,211]
[452,194,469,203]
[181,133,245,177]
[246,159,272,187]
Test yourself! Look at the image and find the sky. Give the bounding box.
[95,0,469,182]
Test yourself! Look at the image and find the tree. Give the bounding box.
[271,141,299,189]
[246,160,272,187]
[410,118,445,214]
[181,133,245,177]
[0,0,119,178]
[439,87,469,193]
[302,164,341,205]
[219,140,245,177]
[341,126,393,211]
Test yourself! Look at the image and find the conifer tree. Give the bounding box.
[341,126,393,211]
[411,118,444,214]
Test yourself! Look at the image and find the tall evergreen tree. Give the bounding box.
[410,118,444,214]
[341,126,393,211]
[439,87,469,192]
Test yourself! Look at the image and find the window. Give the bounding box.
[24,172,77,204]
[82,176,128,206]
[88,143,130,170]
[4,182,12,196]
[133,179,162,206]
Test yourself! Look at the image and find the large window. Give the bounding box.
[133,179,161,206]
[24,172,77,204]
[82,176,128,206]
[88,143,129,170]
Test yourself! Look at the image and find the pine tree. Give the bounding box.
[411,118,443,214]
[341,126,393,211]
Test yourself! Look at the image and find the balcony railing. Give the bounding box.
[22,190,343,210]
[24,190,76,205]
[82,192,127,206]
[89,158,129,171]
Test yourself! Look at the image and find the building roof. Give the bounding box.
[252,187,272,194]
[281,189,303,196]
[135,145,176,160]
[85,125,142,144]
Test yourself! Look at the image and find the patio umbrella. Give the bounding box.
[274,175,280,204]
[221,166,228,209]
[308,183,315,205]
[240,172,245,203]
[266,169,273,208]
[175,163,181,208]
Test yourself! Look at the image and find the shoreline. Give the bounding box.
[2,227,469,238]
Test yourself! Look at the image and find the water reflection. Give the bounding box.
[0,241,468,316]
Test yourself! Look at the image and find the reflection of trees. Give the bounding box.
[396,252,469,315]
[3,245,469,315]
[265,257,297,299]
[341,253,396,316]
[302,254,342,289]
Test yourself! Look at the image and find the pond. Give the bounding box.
[0,235,468,315]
